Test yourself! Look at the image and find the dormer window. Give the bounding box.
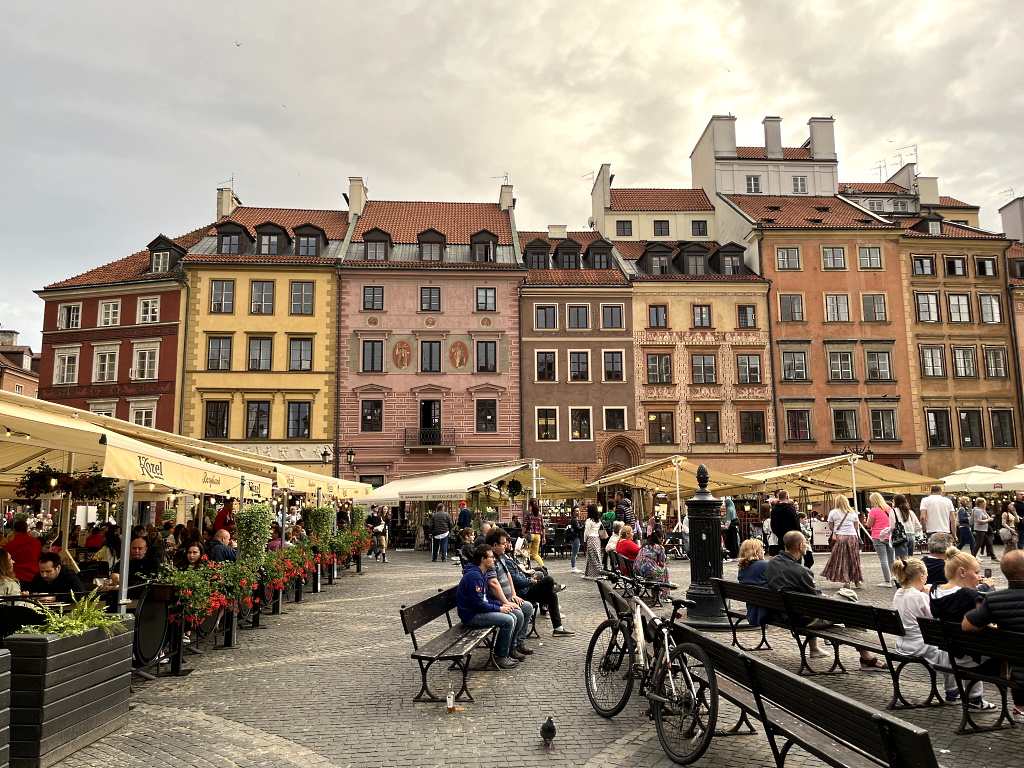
[813,206,831,213]
[151,251,170,273]
[686,255,706,275]
[418,229,446,262]
[361,228,391,261]
[474,243,491,262]
[588,249,611,269]
[366,242,387,260]
[253,223,290,256]
[867,200,883,212]
[221,234,240,254]
[259,234,280,255]
[529,250,548,269]
[470,230,498,263]
[928,221,942,235]
[722,255,743,275]
[893,200,908,212]
[292,223,327,257]
[651,256,669,275]
[560,249,580,269]
[297,236,317,256]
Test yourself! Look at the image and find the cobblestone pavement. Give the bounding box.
[57,545,1021,768]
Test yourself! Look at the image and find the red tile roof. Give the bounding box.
[736,146,814,160]
[182,254,335,265]
[44,224,213,289]
[525,269,628,286]
[352,201,513,245]
[632,273,763,282]
[838,182,909,193]
[218,206,350,239]
[937,195,977,209]
[610,241,648,261]
[724,195,894,229]
[342,260,522,270]
[608,189,714,212]
[895,218,1004,239]
[518,231,608,251]
[1008,243,1024,259]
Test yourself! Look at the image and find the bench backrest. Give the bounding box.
[783,592,904,636]
[918,617,1024,664]
[711,578,787,612]
[400,586,457,644]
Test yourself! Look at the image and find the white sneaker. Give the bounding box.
[877,582,893,588]
[570,567,582,574]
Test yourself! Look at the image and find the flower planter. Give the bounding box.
[1,649,11,768]
[6,618,133,768]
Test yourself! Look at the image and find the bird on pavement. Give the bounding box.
[540,716,556,749]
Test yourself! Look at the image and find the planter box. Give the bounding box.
[6,618,133,768]
[1,648,11,768]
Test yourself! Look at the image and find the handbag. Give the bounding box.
[372,524,385,534]
[599,527,609,541]
[890,516,908,547]
[999,527,1013,543]
[829,512,850,544]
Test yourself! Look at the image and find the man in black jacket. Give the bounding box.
[769,490,800,557]
[28,553,86,601]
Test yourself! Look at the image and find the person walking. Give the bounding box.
[582,504,603,580]
[892,494,921,560]
[867,492,896,587]
[970,498,997,562]
[566,505,584,574]
[768,490,799,557]
[955,496,975,552]
[822,494,863,588]
[1000,500,1020,554]
[1014,492,1024,550]
[920,485,956,539]
[524,498,546,568]
[430,503,453,563]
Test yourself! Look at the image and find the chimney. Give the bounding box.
[762,116,783,160]
[710,115,738,158]
[916,176,939,206]
[999,197,1024,243]
[216,187,241,220]
[807,117,836,161]
[0,329,19,347]
[348,177,368,217]
[548,225,568,240]
[499,184,515,211]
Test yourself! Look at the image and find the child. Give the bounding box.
[891,558,957,702]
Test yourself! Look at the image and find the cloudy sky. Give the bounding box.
[3,0,1022,349]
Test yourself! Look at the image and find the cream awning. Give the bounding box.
[589,456,760,496]
[276,465,372,498]
[740,455,941,495]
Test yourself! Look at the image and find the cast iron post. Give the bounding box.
[684,464,726,621]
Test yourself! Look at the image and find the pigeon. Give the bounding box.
[540,716,556,749]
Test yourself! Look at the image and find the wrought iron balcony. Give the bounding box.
[404,427,457,454]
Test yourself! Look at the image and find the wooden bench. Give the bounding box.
[672,623,943,768]
[712,578,788,652]
[399,586,496,703]
[918,617,1024,734]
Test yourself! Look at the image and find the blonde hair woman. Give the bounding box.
[822,494,863,588]
[737,539,781,626]
[867,492,896,587]
[890,558,957,701]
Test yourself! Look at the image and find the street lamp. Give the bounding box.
[320,447,332,465]
[346,448,356,465]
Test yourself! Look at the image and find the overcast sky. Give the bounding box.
[3,0,1022,350]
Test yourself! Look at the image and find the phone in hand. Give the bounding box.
[984,568,993,578]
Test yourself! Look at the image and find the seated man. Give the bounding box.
[765,530,886,670]
[124,538,161,586]
[455,544,519,669]
[483,529,535,659]
[487,528,573,637]
[27,553,86,601]
[923,532,956,585]
[208,529,238,563]
[473,522,493,549]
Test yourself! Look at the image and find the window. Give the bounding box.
[204,401,229,439]
[892,200,908,212]
[138,297,159,324]
[871,409,898,440]
[980,295,1002,323]
[915,293,939,322]
[474,243,493,263]
[976,258,997,277]
[14,385,21,395]
[776,248,800,270]
[476,287,496,312]
[867,200,884,212]
[590,250,610,269]
[362,340,383,372]
[207,337,232,370]
[366,241,387,261]
[945,256,967,276]
[420,242,442,262]
[602,305,623,328]
[535,305,557,329]
[828,351,854,380]
[779,294,804,321]
[786,410,811,440]
[692,305,711,328]
[476,399,497,432]
[823,247,846,270]
[647,353,672,384]
[866,351,893,380]
[928,221,942,236]
[569,351,589,381]
[692,354,717,384]
[692,220,708,237]
[959,410,984,447]
[686,255,706,275]
[603,351,623,382]
[476,341,497,373]
[737,305,756,328]
[792,176,807,194]
[722,254,743,274]
[221,234,239,254]
[746,175,762,193]
[420,341,441,372]
[648,305,667,328]
[560,250,579,269]
[861,294,887,322]
[920,346,945,377]
[297,236,318,257]
[858,247,882,269]
[536,352,556,381]
[736,355,761,384]
[88,402,115,417]
[926,410,952,448]
[259,234,279,255]
[740,412,766,443]
[130,403,155,428]
[133,347,157,380]
[615,220,632,237]
[245,402,270,439]
[363,286,384,311]
[537,408,557,440]
[568,305,589,329]
[94,350,117,382]
[947,294,971,323]
[782,351,807,381]
[248,337,272,370]
[55,351,78,385]
[151,251,170,272]
[287,402,311,439]
[693,411,720,443]
[653,220,670,237]
[99,301,120,326]
[953,347,978,378]
[361,400,383,432]
[289,338,313,371]
[570,408,592,440]
[290,282,314,315]
[529,251,548,270]
[251,282,274,314]
[984,347,1008,378]
[992,410,1016,447]
[825,294,850,322]
[650,256,669,274]
[912,256,935,275]
[420,287,441,312]
[648,412,674,444]
[833,409,859,440]
[605,408,626,431]
[211,280,234,312]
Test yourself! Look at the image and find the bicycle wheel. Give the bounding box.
[652,642,718,765]
[585,618,636,717]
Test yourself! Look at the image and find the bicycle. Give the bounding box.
[585,577,718,765]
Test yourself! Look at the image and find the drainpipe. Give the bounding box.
[754,232,782,466]
[335,212,359,480]
[176,269,191,435]
[1009,281,1024,461]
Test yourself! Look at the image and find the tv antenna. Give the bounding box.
[217,173,235,191]
[582,171,595,184]
[491,173,509,185]
[870,160,887,182]
[894,144,918,171]
[1000,187,1016,200]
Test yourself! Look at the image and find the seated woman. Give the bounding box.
[633,529,670,606]
[266,523,284,552]
[174,542,206,570]
[615,525,641,564]
[736,539,781,626]
[891,558,957,702]
[458,527,476,565]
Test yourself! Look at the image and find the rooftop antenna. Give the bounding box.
[491,173,509,185]
[895,144,918,172]
[870,160,887,182]
[216,173,235,191]
[1000,187,1016,200]
[582,171,595,184]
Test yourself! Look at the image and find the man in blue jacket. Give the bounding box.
[486,528,574,637]
[456,544,519,669]
[457,500,473,530]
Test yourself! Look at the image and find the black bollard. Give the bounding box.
[219,610,239,649]
[294,576,304,603]
[326,560,336,585]
[355,553,362,574]
[684,464,728,624]
[311,562,322,593]
[271,588,283,614]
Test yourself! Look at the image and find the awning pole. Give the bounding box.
[116,480,134,614]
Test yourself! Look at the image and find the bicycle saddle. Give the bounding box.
[671,597,696,610]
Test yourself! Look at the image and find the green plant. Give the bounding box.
[263,544,316,590]
[158,560,260,624]
[303,506,333,541]
[235,502,274,565]
[16,462,119,502]
[16,590,129,637]
[506,478,523,503]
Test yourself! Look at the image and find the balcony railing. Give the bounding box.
[404,428,456,453]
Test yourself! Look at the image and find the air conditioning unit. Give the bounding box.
[212,302,223,312]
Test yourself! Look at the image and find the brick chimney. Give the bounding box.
[216,188,241,220]
[348,177,368,217]
[0,329,19,347]
[762,117,783,160]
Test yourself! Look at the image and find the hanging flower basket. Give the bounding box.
[16,461,120,501]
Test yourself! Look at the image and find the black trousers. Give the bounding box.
[522,576,561,629]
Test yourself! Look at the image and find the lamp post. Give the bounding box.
[842,445,873,514]
[684,464,727,624]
